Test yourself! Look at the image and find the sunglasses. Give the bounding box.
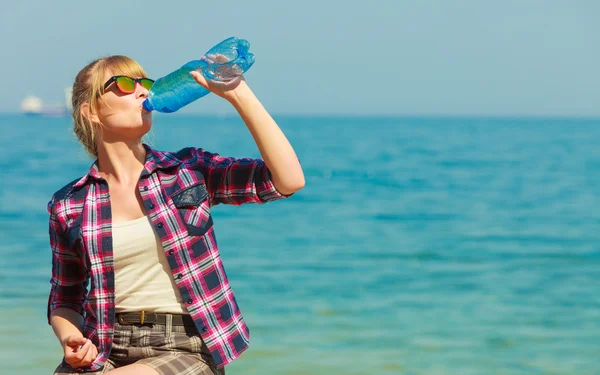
[103,75,154,94]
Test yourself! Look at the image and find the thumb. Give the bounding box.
[190,70,208,88]
[66,335,87,347]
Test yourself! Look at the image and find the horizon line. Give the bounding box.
[0,111,599,120]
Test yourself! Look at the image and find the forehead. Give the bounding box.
[104,60,146,79]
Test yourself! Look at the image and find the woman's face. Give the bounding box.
[95,70,153,140]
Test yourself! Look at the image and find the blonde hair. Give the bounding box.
[71,55,148,158]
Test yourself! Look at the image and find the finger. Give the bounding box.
[66,353,86,369]
[79,344,98,367]
[67,352,87,367]
[215,76,244,90]
[66,336,87,348]
[77,339,88,351]
[88,343,98,357]
[70,347,91,369]
[64,341,83,357]
[69,358,86,369]
[82,348,96,365]
[204,53,229,63]
[213,54,229,63]
[74,339,91,359]
[189,71,208,87]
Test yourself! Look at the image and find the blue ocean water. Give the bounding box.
[0,114,598,375]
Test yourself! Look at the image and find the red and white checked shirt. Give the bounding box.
[47,143,290,371]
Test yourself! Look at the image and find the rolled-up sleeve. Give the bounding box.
[47,200,87,324]
[191,148,292,206]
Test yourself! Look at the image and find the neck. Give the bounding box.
[96,140,146,184]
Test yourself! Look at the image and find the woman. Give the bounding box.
[49,55,304,375]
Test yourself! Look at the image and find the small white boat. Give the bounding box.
[21,87,72,116]
[20,96,43,115]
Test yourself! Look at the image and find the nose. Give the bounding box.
[136,83,149,99]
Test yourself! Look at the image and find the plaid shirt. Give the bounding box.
[47,143,289,372]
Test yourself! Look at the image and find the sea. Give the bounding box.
[0,114,598,375]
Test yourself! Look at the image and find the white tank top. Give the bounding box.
[112,215,187,313]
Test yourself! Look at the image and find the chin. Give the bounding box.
[122,118,151,138]
[138,122,152,136]
[141,111,152,123]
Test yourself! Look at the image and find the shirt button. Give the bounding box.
[144,186,148,191]
[149,203,155,209]
[157,222,163,228]
[176,274,182,279]
[201,327,208,333]
[187,299,193,304]
[169,250,174,255]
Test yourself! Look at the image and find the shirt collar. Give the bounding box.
[73,143,183,188]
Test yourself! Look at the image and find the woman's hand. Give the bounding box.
[62,335,98,369]
[189,55,249,103]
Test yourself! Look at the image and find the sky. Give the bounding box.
[1,0,599,116]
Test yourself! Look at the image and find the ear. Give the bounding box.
[80,102,100,124]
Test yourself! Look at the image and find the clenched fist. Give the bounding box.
[62,335,98,369]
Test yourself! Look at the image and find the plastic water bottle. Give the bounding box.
[142,37,255,113]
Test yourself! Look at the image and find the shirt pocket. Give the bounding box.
[171,182,213,237]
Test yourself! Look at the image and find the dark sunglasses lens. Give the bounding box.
[115,77,136,93]
[140,78,154,91]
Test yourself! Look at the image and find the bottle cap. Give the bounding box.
[142,99,153,113]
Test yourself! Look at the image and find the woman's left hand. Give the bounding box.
[190,69,247,103]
